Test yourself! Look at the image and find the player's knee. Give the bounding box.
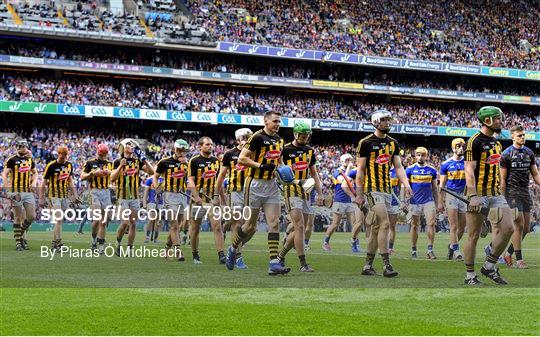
[378,220,389,231]
[500,221,514,237]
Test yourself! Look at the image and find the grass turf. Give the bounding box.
[1,231,539,335]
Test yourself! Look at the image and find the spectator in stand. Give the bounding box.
[2,74,539,131]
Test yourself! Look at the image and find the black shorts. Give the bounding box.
[506,192,532,213]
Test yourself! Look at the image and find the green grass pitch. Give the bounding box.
[1,230,539,335]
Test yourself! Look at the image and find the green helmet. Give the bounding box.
[174,139,189,151]
[293,122,312,134]
[477,106,502,123]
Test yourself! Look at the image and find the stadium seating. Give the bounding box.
[2,74,538,131]
[1,40,538,97]
[186,0,539,70]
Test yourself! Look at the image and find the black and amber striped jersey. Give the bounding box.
[4,155,35,192]
[465,131,503,196]
[222,147,248,193]
[43,160,73,198]
[83,158,113,189]
[113,157,142,200]
[156,156,188,193]
[188,154,220,202]
[356,134,400,194]
[282,142,316,199]
[245,129,284,180]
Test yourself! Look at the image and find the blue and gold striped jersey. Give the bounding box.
[406,163,437,205]
[440,157,465,193]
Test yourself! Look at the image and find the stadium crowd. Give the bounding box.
[187,0,540,70]
[2,74,539,131]
[2,1,538,69]
[2,40,538,97]
[1,127,539,227]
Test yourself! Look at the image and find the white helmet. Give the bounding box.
[371,109,393,124]
[235,128,253,140]
[120,138,139,148]
[340,153,353,165]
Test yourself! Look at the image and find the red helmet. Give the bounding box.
[97,143,109,155]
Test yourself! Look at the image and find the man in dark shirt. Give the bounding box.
[500,125,540,269]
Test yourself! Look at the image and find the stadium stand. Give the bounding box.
[1,39,539,96]
[186,0,540,70]
[2,73,538,131]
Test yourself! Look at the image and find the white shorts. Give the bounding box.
[163,192,187,220]
[477,195,509,209]
[285,196,314,215]
[244,178,280,209]
[366,191,392,210]
[445,193,467,213]
[332,201,357,215]
[8,192,35,208]
[410,201,436,217]
[90,189,112,208]
[229,190,244,207]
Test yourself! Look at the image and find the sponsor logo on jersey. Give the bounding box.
[58,173,70,180]
[125,168,138,176]
[18,166,30,173]
[172,170,186,179]
[235,164,247,171]
[375,154,391,164]
[202,170,217,179]
[265,150,281,160]
[292,161,308,171]
[485,154,501,165]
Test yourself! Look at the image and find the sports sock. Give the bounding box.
[515,250,523,261]
[366,253,375,267]
[13,224,22,244]
[412,246,417,252]
[466,263,475,278]
[236,251,242,259]
[268,232,279,260]
[277,243,293,261]
[218,251,225,260]
[381,252,390,266]
[507,244,514,255]
[452,243,459,251]
[324,236,330,244]
[389,241,394,249]
[298,254,307,266]
[304,239,309,245]
[192,250,200,260]
[427,244,433,252]
[485,254,498,270]
[92,233,97,244]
